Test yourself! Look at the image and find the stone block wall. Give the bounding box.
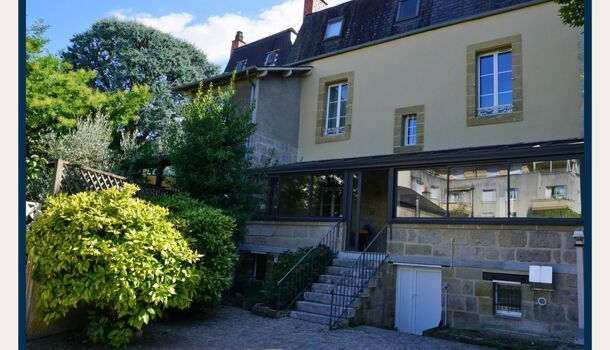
[244,221,341,252]
[379,224,581,338]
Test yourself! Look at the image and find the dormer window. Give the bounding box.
[397,0,420,21]
[235,60,247,71]
[264,50,279,66]
[324,18,343,39]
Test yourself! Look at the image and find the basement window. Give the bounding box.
[494,281,522,318]
[325,18,343,39]
[397,0,420,21]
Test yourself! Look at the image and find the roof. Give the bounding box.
[224,28,297,73]
[266,139,584,174]
[174,66,313,92]
[287,0,545,64]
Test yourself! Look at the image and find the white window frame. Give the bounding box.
[404,115,417,146]
[482,189,496,203]
[477,49,513,117]
[324,82,348,136]
[325,18,343,39]
[493,280,522,318]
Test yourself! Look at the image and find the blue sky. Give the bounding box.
[26,0,348,68]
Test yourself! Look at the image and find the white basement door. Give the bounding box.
[395,266,442,335]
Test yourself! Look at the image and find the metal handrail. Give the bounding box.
[328,223,389,329]
[275,221,343,311]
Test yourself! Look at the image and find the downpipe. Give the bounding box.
[443,282,450,327]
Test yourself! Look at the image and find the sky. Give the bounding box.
[26,0,350,69]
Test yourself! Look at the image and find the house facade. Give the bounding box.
[184,0,584,342]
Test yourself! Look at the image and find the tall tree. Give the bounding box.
[169,81,259,241]
[554,0,584,27]
[62,18,219,143]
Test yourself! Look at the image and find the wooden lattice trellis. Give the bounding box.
[51,159,177,197]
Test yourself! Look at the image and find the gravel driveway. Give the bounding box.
[27,306,492,350]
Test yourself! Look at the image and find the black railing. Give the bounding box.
[329,224,389,329]
[275,222,343,311]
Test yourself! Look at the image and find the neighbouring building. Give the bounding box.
[181,0,584,343]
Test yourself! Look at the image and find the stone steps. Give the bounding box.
[295,301,356,318]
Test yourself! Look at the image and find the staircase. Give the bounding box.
[290,252,375,326]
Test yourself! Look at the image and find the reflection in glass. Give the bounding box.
[311,174,344,217]
[509,159,581,218]
[278,175,310,216]
[449,163,508,218]
[395,168,448,218]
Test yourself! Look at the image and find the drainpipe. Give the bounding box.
[443,282,450,327]
[573,230,584,329]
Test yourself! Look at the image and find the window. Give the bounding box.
[404,115,417,146]
[253,253,267,281]
[264,50,279,66]
[276,173,344,218]
[508,188,518,201]
[510,159,580,218]
[324,82,348,136]
[449,192,462,204]
[396,168,448,218]
[466,35,522,127]
[325,18,343,39]
[482,189,496,203]
[494,281,522,318]
[478,50,513,117]
[546,185,567,200]
[235,60,247,71]
[397,0,420,21]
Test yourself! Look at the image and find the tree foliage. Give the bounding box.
[149,193,237,305]
[554,0,584,27]
[27,185,201,347]
[168,81,259,241]
[62,18,219,143]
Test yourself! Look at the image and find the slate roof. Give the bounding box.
[287,0,542,64]
[224,29,297,73]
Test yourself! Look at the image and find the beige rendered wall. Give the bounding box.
[297,2,583,162]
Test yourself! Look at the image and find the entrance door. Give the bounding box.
[395,266,442,335]
[344,171,361,251]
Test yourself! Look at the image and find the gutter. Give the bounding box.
[288,0,551,67]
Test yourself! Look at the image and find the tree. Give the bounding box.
[25,21,150,202]
[168,81,259,241]
[554,0,584,27]
[62,18,219,144]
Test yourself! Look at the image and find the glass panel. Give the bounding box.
[328,101,338,120]
[479,55,494,75]
[479,75,494,95]
[325,20,342,38]
[340,99,347,118]
[329,85,339,103]
[397,0,419,20]
[348,173,360,251]
[498,92,512,106]
[254,177,277,216]
[311,174,344,217]
[510,159,581,218]
[339,115,346,127]
[498,72,512,93]
[449,163,508,218]
[498,51,512,72]
[395,168,448,218]
[480,95,494,108]
[278,175,310,216]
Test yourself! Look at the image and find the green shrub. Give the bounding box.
[27,185,200,348]
[149,193,237,305]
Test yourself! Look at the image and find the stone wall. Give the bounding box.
[244,221,342,253]
[363,224,582,339]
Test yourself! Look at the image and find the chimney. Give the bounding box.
[303,0,328,18]
[231,31,246,54]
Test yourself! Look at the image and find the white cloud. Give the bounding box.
[109,0,350,68]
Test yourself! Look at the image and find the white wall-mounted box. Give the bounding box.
[529,265,553,284]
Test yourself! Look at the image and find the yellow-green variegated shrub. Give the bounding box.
[26,185,200,348]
